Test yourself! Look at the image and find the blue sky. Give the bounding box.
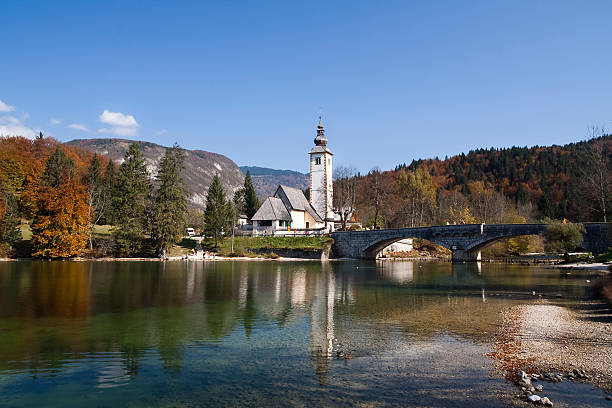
[1,1,611,173]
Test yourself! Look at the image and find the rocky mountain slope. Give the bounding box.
[66,138,244,209]
[240,166,309,198]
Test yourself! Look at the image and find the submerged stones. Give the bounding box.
[517,371,554,406]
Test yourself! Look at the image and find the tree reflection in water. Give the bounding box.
[0,259,593,401]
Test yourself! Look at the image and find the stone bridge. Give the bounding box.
[331,223,610,261]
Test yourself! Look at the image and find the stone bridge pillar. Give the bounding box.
[451,248,481,262]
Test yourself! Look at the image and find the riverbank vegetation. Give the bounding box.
[335,135,611,230]
[334,134,611,256]
[0,132,610,259]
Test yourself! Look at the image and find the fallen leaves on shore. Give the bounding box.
[485,306,536,383]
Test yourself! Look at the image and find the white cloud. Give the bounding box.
[155,129,168,136]
[0,100,16,113]
[50,118,61,125]
[0,115,36,139]
[68,123,89,131]
[99,110,139,128]
[98,109,140,137]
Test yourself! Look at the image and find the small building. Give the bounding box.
[250,118,336,236]
[237,214,249,226]
[251,185,325,236]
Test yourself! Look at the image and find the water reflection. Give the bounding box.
[0,260,596,404]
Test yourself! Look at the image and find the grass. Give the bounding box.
[202,236,333,257]
[166,238,198,257]
[593,248,612,263]
[93,224,113,236]
[12,220,333,259]
[19,220,32,240]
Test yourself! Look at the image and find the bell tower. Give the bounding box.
[309,117,334,231]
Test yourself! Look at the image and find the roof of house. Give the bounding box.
[275,185,323,223]
[251,197,292,221]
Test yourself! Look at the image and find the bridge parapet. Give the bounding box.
[330,223,610,262]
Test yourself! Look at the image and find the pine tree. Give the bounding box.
[152,144,188,256]
[101,160,117,224]
[31,147,89,258]
[112,143,151,256]
[243,170,259,220]
[204,173,230,247]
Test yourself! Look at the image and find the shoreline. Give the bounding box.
[488,299,612,405]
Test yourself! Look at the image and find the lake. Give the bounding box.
[0,260,606,407]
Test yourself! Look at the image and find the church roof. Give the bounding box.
[309,145,333,155]
[251,197,292,221]
[275,185,323,223]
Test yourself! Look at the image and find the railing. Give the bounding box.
[251,227,326,237]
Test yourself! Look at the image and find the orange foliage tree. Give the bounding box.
[31,147,89,258]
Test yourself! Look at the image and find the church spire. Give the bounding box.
[314,116,327,146]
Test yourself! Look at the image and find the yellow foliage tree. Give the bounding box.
[448,205,477,224]
[31,183,89,258]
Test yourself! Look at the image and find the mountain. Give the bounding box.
[240,166,309,198]
[66,138,244,209]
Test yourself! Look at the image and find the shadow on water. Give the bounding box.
[0,260,603,407]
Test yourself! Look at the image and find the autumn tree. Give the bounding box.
[204,173,231,247]
[112,143,151,256]
[333,165,357,230]
[397,168,436,227]
[152,144,188,256]
[31,147,89,258]
[580,130,611,222]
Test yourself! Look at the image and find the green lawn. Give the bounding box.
[93,224,113,236]
[19,220,32,240]
[202,236,333,256]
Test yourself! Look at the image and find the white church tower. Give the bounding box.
[309,118,334,232]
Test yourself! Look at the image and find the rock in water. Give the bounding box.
[527,394,541,403]
[540,396,553,406]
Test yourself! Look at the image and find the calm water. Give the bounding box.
[0,260,606,407]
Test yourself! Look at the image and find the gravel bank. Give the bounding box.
[518,301,612,391]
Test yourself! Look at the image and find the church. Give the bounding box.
[251,118,335,236]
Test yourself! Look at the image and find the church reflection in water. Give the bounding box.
[0,259,564,385]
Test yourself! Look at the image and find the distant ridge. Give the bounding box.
[240,166,309,198]
[66,138,244,209]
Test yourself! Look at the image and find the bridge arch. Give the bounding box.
[362,236,450,259]
[330,223,609,262]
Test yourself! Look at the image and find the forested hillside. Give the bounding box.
[67,138,244,209]
[335,135,611,230]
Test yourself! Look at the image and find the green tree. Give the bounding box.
[243,170,259,220]
[543,222,585,259]
[41,146,75,187]
[0,181,21,248]
[152,144,188,256]
[204,173,231,247]
[112,143,151,256]
[101,160,117,224]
